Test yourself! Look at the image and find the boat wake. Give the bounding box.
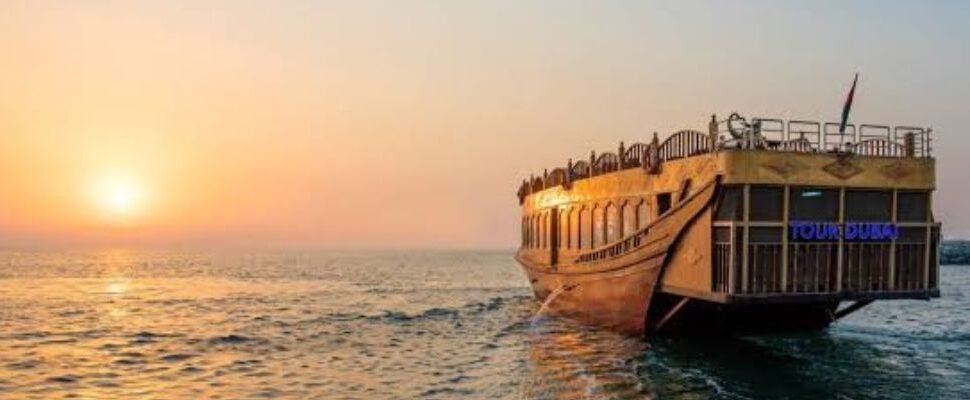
[533,283,576,322]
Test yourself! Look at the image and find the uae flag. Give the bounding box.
[839,73,859,134]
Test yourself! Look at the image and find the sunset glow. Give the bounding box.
[90,173,145,219]
[0,1,966,249]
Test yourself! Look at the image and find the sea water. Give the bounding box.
[0,250,967,399]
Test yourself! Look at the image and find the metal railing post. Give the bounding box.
[741,185,750,294]
[888,190,897,290]
[924,192,933,289]
[728,222,736,295]
[781,186,790,292]
[836,188,845,292]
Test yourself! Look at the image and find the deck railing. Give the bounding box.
[786,242,840,293]
[575,228,649,263]
[517,114,933,204]
[716,116,932,157]
[713,242,733,293]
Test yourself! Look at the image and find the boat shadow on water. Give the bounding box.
[520,314,960,400]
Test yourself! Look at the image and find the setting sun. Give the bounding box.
[90,173,146,219]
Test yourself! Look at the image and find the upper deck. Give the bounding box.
[517,114,934,206]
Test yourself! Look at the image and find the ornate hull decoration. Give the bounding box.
[879,160,914,180]
[761,157,809,178]
[822,156,864,180]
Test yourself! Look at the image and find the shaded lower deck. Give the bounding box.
[695,184,941,301]
[645,292,914,336]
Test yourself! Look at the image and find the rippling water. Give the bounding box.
[0,249,967,399]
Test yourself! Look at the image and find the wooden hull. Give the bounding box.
[516,176,720,336]
[521,254,665,335]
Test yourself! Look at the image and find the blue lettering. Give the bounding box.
[814,223,829,240]
[826,224,840,240]
[788,221,900,241]
[790,223,803,240]
[871,224,885,240]
[844,223,858,240]
[885,224,900,240]
[800,224,815,240]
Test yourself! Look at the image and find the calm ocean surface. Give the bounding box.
[0,250,967,399]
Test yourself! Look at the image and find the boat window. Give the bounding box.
[532,215,542,249]
[533,215,540,248]
[529,216,535,248]
[528,216,534,248]
[580,207,592,249]
[538,214,545,249]
[606,203,621,243]
[749,227,783,243]
[897,191,929,222]
[545,212,551,248]
[570,208,581,249]
[715,185,743,221]
[522,217,532,248]
[544,212,551,248]
[713,227,732,243]
[593,206,606,247]
[657,193,672,216]
[541,213,548,248]
[622,201,638,237]
[749,186,783,221]
[560,208,570,249]
[845,190,891,222]
[545,212,552,248]
[523,217,527,248]
[637,200,650,229]
[789,187,839,221]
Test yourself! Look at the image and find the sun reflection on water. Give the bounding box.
[105,281,128,295]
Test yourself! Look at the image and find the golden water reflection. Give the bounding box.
[522,317,649,399]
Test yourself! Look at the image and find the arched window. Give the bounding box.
[544,211,551,249]
[524,215,528,248]
[532,215,538,248]
[606,203,620,243]
[523,216,532,248]
[522,217,528,247]
[540,213,547,249]
[593,205,605,247]
[623,201,638,238]
[637,200,650,230]
[546,211,552,248]
[542,212,549,248]
[580,207,592,249]
[560,208,570,249]
[570,207,581,249]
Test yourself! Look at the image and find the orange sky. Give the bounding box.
[1,1,968,249]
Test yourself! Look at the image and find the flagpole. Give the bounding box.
[839,73,859,151]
